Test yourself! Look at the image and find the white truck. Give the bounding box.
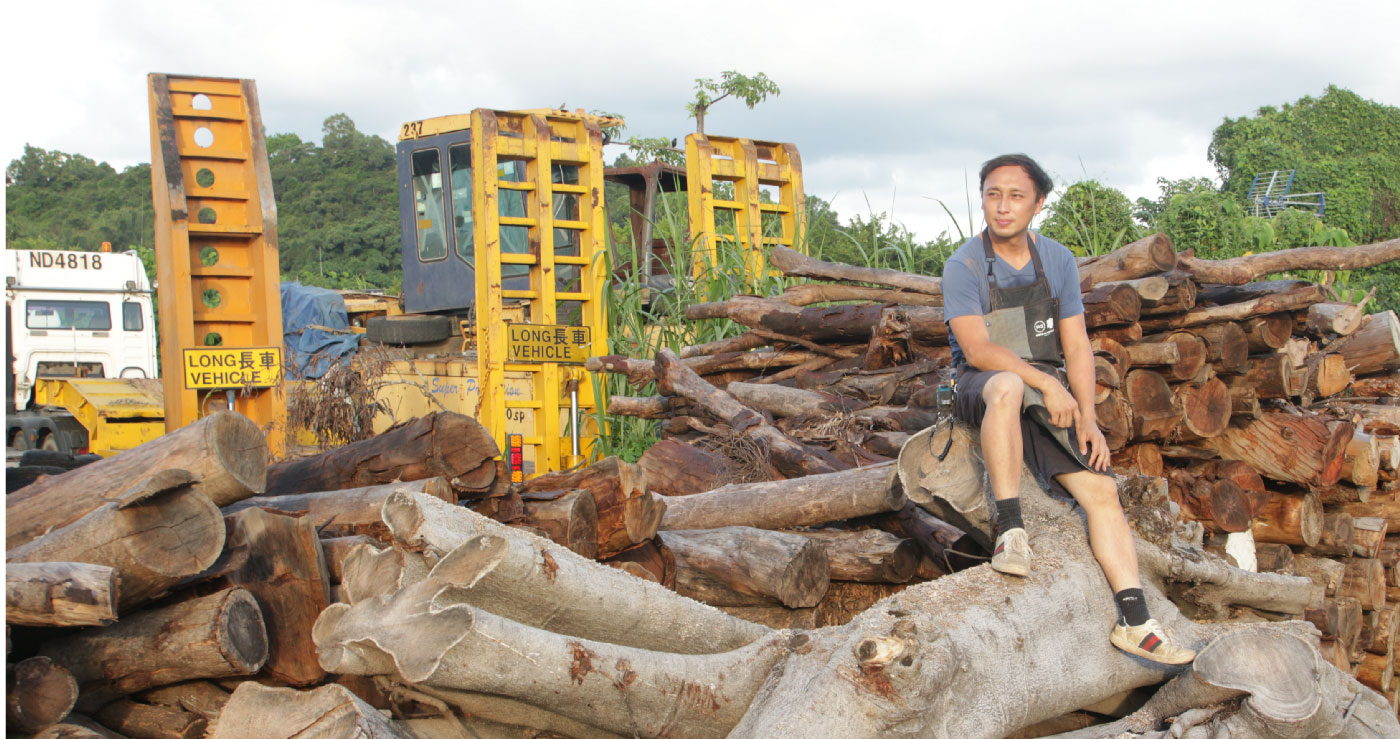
[5,248,159,454]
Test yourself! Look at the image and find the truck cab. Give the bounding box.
[5,248,158,451]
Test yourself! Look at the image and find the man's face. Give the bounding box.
[982,165,1046,242]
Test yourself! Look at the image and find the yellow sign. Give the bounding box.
[183,347,283,389]
[506,324,591,364]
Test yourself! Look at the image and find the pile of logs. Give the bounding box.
[7,234,1400,737]
[593,236,1400,694]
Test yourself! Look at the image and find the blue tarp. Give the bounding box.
[281,282,362,379]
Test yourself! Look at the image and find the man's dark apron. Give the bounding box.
[962,229,1092,469]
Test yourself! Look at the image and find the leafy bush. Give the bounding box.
[1039,180,1139,257]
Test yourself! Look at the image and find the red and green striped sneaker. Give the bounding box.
[1110,618,1196,665]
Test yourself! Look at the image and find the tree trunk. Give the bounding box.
[1164,468,1253,533]
[517,456,663,558]
[1185,321,1250,374]
[605,394,673,418]
[1366,605,1400,657]
[1350,374,1400,399]
[1099,275,1169,302]
[1081,282,1140,327]
[222,478,453,539]
[655,348,844,478]
[1123,336,1180,367]
[7,657,78,734]
[93,699,206,739]
[1339,557,1388,611]
[1239,313,1294,351]
[791,528,919,584]
[1249,491,1323,547]
[209,682,410,739]
[216,507,331,686]
[1090,322,1143,345]
[1242,354,1296,399]
[1200,412,1352,487]
[7,411,265,548]
[7,478,224,613]
[727,381,868,418]
[1355,649,1394,694]
[25,713,124,738]
[777,282,945,307]
[601,538,675,587]
[521,489,599,559]
[1180,238,1400,284]
[39,588,268,712]
[1076,232,1177,288]
[377,491,768,653]
[1326,310,1400,377]
[1299,511,1354,557]
[1254,542,1295,573]
[638,439,729,496]
[5,562,117,627]
[1095,391,1134,450]
[1123,369,1178,441]
[1304,352,1353,400]
[1171,376,1231,441]
[1137,284,1327,333]
[264,411,501,498]
[1138,271,1198,316]
[660,527,830,608]
[1293,555,1347,597]
[1343,431,1382,489]
[1351,516,1388,559]
[1307,301,1367,337]
[768,244,944,295]
[1111,443,1163,477]
[139,681,231,722]
[659,463,902,531]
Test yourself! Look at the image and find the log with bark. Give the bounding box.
[792,528,919,584]
[659,463,902,531]
[39,588,268,712]
[7,472,224,612]
[1076,232,1178,288]
[637,439,730,496]
[264,411,501,498]
[222,478,453,539]
[1179,238,1400,284]
[5,562,117,627]
[517,456,663,558]
[93,699,206,739]
[7,657,78,734]
[520,488,599,559]
[1326,310,1400,378]
[660,527,830,608]
[768,244,944,295]
[209,682,410,739]
[7,411,265,548]
[1200,411,1352,487]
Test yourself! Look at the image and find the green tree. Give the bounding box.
[687,71,781,134]
[1039,180,1139,257]
[1133,176,1216,231]
[1209,86,1400,245]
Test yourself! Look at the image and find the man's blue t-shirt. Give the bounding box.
[941,231,1085,368]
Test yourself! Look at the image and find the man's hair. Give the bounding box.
[979,154,1053,201]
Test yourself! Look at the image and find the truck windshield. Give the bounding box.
[25,300,112,330]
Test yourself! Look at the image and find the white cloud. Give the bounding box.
[4,0,1398,247]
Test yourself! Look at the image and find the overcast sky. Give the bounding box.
[4,0,1398,242]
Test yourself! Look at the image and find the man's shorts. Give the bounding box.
[953,366,1111,499]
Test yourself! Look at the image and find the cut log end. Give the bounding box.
[207,410,270,496]
[219,590,271,674]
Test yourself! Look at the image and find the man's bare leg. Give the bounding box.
[1055,469,1195,664]
[1053,469,1140,591]
[980,372,1025,502]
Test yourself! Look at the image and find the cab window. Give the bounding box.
[411,148,448,261]
[449,144,473,265]
[122,302,144,331]
[26,300,112,330]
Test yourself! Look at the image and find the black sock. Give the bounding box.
[1115,588,1150,627]
[995,497,1024,534]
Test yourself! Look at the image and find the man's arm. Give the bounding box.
[948,314,1078,427]
[1058,313,1110,470]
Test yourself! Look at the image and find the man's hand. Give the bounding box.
[1039,378,1078,428]
[1077,416,1111,471]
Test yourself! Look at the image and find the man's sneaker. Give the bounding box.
[990,528,1031,577]
[1110,618,1196,665]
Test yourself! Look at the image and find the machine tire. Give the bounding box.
[37,432,60,452]
[366,315,455,345]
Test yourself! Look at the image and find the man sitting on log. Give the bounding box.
[941,154,1195,665]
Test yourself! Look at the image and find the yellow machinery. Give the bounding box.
[685,134,806,284]
[34,378,165,456]
[147,74,287,455]
[385,109,612,477]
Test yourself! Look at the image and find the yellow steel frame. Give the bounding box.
[471,110,608,473]
[685,134,806,285]
[148,74,286,453]
[35,378,166,457]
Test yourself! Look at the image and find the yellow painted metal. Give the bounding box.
[399,109,623,142]
[468,109,609,474]
[148,74,286,454]
[34,378,166,457]
[684,134,806,286]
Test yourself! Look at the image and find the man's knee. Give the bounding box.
[982,372,1025,410]
[1077,474,1122,512]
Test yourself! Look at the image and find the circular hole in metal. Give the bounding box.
[198,207,217,224]
[202,289,222,309]
[195,168,215,188]
[191,94,213,110]
[193,127,214,148]
[200,246,219,266]
[203,332,223,346]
